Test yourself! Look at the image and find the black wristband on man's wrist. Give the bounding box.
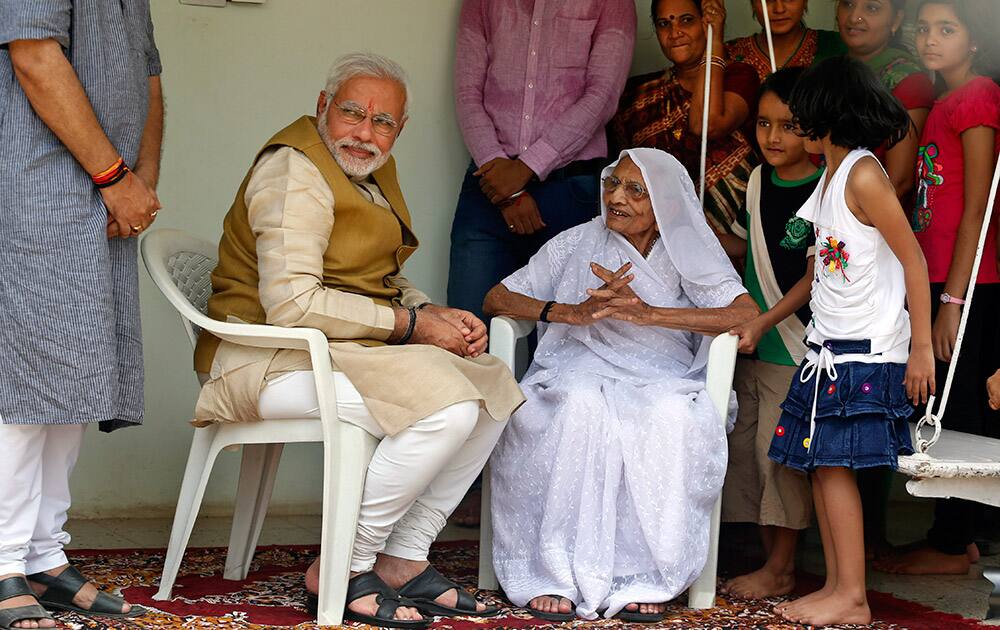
[539,300,557,323]
[398,307,417,344]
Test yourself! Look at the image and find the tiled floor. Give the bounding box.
[66,502,999,625]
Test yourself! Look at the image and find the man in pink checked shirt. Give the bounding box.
[446,0,637,328]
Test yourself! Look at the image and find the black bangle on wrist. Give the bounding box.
[539,300,557,323]
[398,307,417,344]
[417,302,432,310]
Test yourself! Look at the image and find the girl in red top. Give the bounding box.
[837,0,935,203]
[876,0,1000,577]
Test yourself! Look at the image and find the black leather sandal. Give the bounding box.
[0,576,53,630]
[615,605,667,623]
[342,572,429,629]
[396,565,499,618]
[527,594,575,621]
[27,566,145,619]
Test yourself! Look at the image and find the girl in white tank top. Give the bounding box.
[766,57,935,628]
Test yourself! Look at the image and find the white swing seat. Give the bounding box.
[898,425,1000,508]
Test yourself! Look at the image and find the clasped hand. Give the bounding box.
[405,304,487,358]
[564,262,651,325]
[102,168,161,239]
[475,157,534,205]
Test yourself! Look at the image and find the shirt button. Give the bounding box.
[531,50,537,56]
[528,82,534,89]
[522,145,528,151]
[524,114,530,120]
[533,19,539,25]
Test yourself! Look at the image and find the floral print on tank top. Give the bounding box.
[819,236,851,283]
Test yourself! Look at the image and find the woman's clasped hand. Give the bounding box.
[562,261,649,325]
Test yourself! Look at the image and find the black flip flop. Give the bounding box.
[397,565,499,618]
[27,566,145,619]
[527,594,575,621]
[0,576,54,630]
[615,605,666,623]
[341,572,429,629]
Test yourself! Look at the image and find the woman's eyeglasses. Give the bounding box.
[334,100,400,136]
[602,175,649,200]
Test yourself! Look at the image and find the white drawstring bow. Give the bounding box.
[799,345,839,450]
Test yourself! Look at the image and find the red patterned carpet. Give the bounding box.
[53,541,992,629]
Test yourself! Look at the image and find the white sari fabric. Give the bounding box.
[491,149,747,618]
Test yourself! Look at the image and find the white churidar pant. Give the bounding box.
[258,370,504,572]
[0,423,86,576]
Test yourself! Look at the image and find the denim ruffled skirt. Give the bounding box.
[767,360,914,472]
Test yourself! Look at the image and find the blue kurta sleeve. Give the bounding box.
[0,1,72,48]
[144,2,161,76]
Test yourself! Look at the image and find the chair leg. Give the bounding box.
[224,443,284,581]
[316,427,377,626]
[687,495,721,609]
[478,463,498,590]
[154,427,223,601]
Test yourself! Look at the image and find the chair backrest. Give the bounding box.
[140,229,219,349]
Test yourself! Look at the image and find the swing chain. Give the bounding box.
[914,394,943,454]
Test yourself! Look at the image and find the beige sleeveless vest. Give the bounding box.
[194,116,417,372]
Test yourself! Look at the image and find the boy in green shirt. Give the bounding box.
[718,67,820,598]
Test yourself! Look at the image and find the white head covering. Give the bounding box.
[600,148,739,289]
[505,148,745,382]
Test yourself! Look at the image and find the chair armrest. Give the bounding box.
[704,333,738,423]
[489,316,536,373]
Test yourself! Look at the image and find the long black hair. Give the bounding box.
[917,0,999,82]
[789,56,910,150]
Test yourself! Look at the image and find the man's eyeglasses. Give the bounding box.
[601,175,649,200]
[334,100,400,136]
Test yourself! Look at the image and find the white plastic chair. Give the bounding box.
[478,316,738,609]
[140,228,378,626]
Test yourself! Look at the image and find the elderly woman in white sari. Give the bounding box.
[483,148,758,622]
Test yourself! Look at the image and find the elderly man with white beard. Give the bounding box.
[192,53,523,628]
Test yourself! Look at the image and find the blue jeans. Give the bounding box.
[446,162,600,321]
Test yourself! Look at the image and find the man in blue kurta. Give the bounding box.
[0,1,162,626]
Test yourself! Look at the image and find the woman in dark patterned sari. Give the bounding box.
[611,0,759,236]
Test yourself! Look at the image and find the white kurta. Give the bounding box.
[490,219,745,619]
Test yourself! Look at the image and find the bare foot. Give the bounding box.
[722,567,795,599]
[0,574,55,629]
[375,555,488,613]
[774,581,834,614]
[305,558,320,596]
[304,560,423,623]
[781,591,871,626]
[29,564,131,616]
[874,547,970,575]
[865,538,893,561]
[968,543,980,564]
[528,595,573,616]
[621,601,666,616]
[449,489,481,528]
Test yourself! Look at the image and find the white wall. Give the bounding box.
[70,0,838,518]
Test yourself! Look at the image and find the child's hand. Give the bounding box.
[932,306,961,362]
[988,369,1000,411]
[729,317,767,354]
[905,345,936,405]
